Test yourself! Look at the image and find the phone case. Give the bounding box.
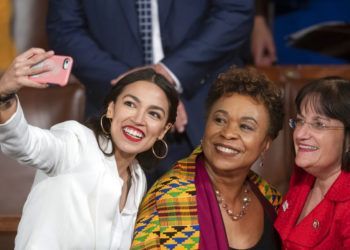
[29,55,73,86]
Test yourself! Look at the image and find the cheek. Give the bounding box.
[109,121,122,143]
[203,122,219,138]
[326,136,344,156]
[244,135,268,153]
[148,121,167,138]
[292,131,300,150]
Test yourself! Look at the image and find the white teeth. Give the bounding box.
[216,145,238,154]
[299,145,319,150]
[123,127,143,139]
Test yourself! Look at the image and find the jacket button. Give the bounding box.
[312,219,320,229]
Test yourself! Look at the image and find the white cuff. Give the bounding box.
[159,63,183,93]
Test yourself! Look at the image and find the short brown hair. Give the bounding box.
[295,76,350,171]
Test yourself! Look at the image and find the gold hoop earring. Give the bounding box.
[260,154,264,168]
[100,114,111,135]
[152,139,168,159]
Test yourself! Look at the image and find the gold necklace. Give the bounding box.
[215,184,251,221]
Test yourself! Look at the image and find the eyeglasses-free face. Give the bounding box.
[106,80,172,159]
[201,93,271,174]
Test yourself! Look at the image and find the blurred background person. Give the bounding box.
[46,0,255,185]
[132,67,284,249]
[275,77,350,248]
[251,0,350,66]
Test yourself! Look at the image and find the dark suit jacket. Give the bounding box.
[47,0,254,145]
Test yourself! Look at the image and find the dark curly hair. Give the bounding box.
[206,66,284,140]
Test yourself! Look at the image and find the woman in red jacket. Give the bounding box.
[275,76,350,249]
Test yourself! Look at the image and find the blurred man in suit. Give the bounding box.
[47,0,254,183]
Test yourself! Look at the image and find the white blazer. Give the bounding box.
[0,103,147,250]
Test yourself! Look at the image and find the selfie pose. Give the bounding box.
[0,48,178,249]
[275,77,350,249]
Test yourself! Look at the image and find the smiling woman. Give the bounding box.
[275,76,350,249]
[131,67,284,250]
[0,48,178,249]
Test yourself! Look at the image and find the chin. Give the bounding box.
[296,162,314,171]
[116,144,147,155]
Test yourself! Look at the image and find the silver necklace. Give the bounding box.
[215,184,251,221]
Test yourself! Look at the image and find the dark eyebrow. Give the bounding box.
[213,109,229,116]
[123,94,140,103]
[214,110,258,124]
[314,115,331,121]
[297,113,331,121]
[241,116,258,125]
[123,94,166,115]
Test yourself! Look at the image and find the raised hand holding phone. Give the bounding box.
[0,48,55,96]
[0,48,55,120]
[29,55,73,86]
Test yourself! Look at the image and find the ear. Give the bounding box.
[263,137,272,153]
[158,123,173,140]
[106,102,115,119]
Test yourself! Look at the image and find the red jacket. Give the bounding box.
[275,167,350,249]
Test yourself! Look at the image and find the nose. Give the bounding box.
[220,122,239,139]
[131,109,146,125]
[293,122,311,140]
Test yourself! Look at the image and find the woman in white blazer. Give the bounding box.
[0,48,179,249]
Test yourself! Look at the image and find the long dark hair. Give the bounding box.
[88,68,179,168]
[295,76,350,171]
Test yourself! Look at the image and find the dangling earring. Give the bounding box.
[100,114,111,135]
[152,139,168,159]
[260,154,264,168]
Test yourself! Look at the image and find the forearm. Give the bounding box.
[0,102,78,175]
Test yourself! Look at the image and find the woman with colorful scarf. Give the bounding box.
[132,67,284,249]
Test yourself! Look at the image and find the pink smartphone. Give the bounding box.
[29,55,74,86]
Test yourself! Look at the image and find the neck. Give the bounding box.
[115,150,135,181]
[314,168,341,196]
[204,161,249,203]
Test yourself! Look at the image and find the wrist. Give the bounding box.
[154,64,174,84]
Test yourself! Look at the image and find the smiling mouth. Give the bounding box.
[298,144,320,151]
[215,145,240,155]
[122,127,145,142]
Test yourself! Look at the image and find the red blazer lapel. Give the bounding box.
[275,168,314,241]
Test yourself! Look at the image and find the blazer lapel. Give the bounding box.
[275,174,313,241]
[289,200,335,248]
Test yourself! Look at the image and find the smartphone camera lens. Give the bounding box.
[63,58,70,69]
